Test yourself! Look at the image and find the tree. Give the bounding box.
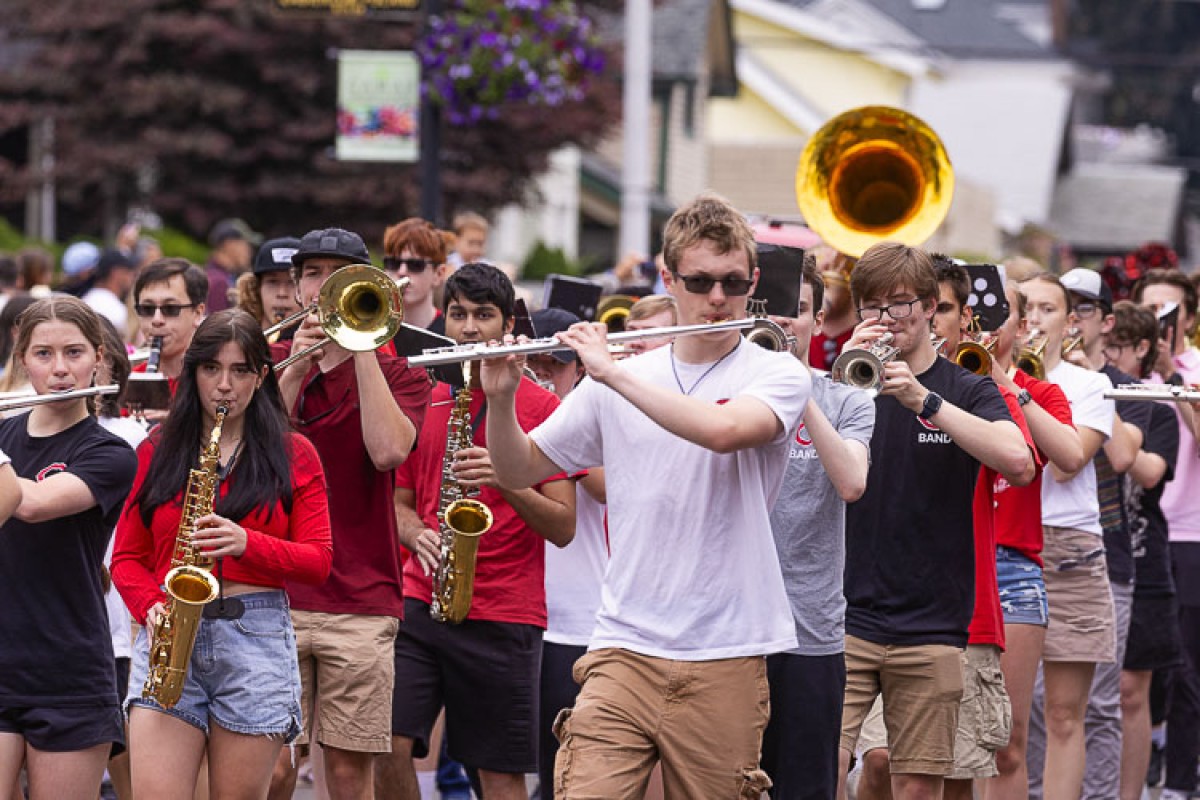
[0,0,620,242]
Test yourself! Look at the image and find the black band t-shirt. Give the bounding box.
[1098,365,1153,586]
[0,414,137,707]
[1128,400,1179,597]
[845,356,1013,648]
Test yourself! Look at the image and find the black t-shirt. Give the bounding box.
[1097,366,1154,585]
[1171,542,1200,608]
[0,414,137,707]
[1128,401,1179,597]
[845,356,1013,647]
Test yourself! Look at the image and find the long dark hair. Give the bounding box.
[133,309,293,527]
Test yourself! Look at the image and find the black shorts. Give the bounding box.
[761,652,846,800]
[0,702,124,753]
[392,598,542,774]
[110,657,131,758]
[1124,593,1184,672]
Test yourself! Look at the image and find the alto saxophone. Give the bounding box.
[142,406,227,707]
[429,362,493,624]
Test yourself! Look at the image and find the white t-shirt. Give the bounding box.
[1042,361,1114,534]
[544,483,607,646]
[99,415,148,659]
[530,339,810,660]
[82,287,129,339]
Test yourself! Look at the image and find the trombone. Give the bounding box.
[270,265,407,372]
[406,318,793,369]
[0,384,119,413]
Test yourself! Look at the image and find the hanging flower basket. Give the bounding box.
[419,0,606,125]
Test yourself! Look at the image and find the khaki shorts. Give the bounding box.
[946,645,1010,780]
[853,645,1010,780]
[292,609,399,753]
[840,636,964,776]
[1042,526,1116,663]
[553,648,772,799]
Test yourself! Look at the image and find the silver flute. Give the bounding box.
[406,318,787,368]
[1105,384,1200,403]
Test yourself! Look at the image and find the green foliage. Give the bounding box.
[153,227,209,265]
[521,240,585,280]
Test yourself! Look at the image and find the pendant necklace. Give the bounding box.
[670,339,740,396]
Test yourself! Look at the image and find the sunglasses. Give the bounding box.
[134,303,196,319]
[673,272,754,296]
[383,256,435,274]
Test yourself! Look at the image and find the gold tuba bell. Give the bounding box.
[796,106,954,258]
[597,295,635,333]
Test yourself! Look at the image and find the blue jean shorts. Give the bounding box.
[126,590,302,742]
[995,546,1049,627]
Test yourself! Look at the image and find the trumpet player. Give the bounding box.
[381,263,576,800]
[835,243,1032,800]
[269,228,430,800]
[484,193,811,798]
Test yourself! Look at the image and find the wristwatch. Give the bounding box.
[918,391,943,420]
[1016,389,1033,407]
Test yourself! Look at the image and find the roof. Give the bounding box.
[596,0,738,95]
[778,0,1056,60]
[1048,163,1187,252]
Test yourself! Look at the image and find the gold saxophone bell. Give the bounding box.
[832,333,898,397]
[1016,329,1048,381]
[272,265,406,372]
[597,295,635,333]
[796,106,954,258]
[435,499,493,625]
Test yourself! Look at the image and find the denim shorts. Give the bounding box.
[995,546,1049,627]
[126,590,302,742]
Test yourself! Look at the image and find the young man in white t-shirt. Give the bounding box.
[483,193,811,798]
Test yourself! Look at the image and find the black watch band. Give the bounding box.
[1017,389,1033,407]
[919,391,943,420]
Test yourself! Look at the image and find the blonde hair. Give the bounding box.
[452,211,489,236]
[628,294,678,324]
[661,193,756,274]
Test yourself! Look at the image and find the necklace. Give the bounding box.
[670,339,741,396]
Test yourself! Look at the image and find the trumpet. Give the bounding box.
[1016,329,1048,381]
[953,336,997,376]
[0,384,119,413]
[1061,329,1084,358]
[1105,384,1200,403]
[406,318,793,369]
[270,264,407,372]
[832,333,898,396]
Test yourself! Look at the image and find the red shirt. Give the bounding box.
[968,385,1038,649]
[397,378,563,627]
[991,371,1074,566]
[276,348,431,617]
[112,432,333,623]
[809,328,854,372]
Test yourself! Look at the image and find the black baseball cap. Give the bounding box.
[531,307,581,363]
[254,237,301,276]
[291,228,371,268]
[94,249,135,280]
[209,218,262,247]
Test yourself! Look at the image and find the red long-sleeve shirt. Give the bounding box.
[112,432,333,623]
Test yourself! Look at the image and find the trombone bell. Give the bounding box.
[796,106,954,258]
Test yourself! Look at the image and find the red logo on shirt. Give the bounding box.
[35,462,67,481]
[795,423,812,447]
[716,398,731,405]
[916,416,941,432]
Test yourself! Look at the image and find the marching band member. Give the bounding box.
[236,237,302,339]
[380,263,575,800]
[485,193,811,797]
[837,244,1032,800]
[112,309,333,800]
[762,251,874,800]
[269,228,429,800]
[0,297,137,800]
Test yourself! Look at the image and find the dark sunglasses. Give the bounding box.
[134,303,196,319]
[673,272,754,296]
[382,256,434,274]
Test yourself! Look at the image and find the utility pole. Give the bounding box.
[619,0,651,257]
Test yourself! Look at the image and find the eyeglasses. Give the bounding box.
[672,272,754,296]
[1102,341,1134,362]
[1072,301,1101,319]
[134,303,196,319]
[857,298,922,322]
[382,257,434,274]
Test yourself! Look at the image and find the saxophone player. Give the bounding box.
[0,297,137,800]
[378,263,576,800]
[111,310,333,800]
